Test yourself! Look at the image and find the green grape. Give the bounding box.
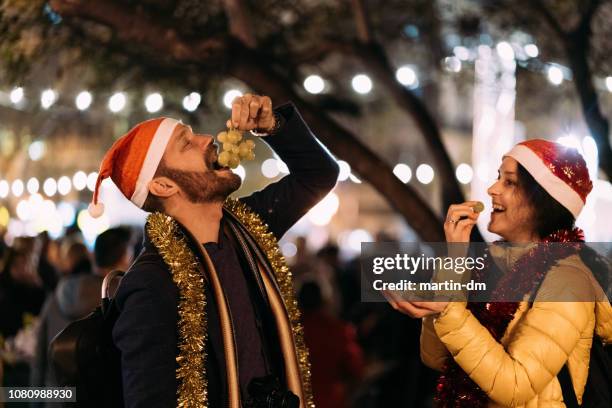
[216,127,256,168]
[228,154,240,169]
[238,142,251,158]
[218,151,231,167]
[228,130,242,143]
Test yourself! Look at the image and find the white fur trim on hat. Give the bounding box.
[505,144,584,218]
[130,118,180,207]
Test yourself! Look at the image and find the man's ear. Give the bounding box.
[148,177,178,198]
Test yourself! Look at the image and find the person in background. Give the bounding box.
[59,241,91,277]
[0,241,46,387]
[93,227,133,278]
[31,228,133,389]
[36,232,60,293]
[299,280,364,408]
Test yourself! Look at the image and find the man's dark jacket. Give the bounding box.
[112,103,339,407]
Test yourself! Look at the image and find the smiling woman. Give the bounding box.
[388,139,612,408]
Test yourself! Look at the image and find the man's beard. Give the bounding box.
[168,168,241,203]
[163,145,241,203]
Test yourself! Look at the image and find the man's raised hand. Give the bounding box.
[226,94,275,133]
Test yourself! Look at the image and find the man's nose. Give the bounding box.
[195,135,214,151]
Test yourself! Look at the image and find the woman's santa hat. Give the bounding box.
[505,139,593,218]
[88,117,180,218]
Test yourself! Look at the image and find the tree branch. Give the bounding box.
[575,0,601,35]
[49,0,447,240]
[221,0,256,48]
[529,0,566,38]
[49,0,228,63]
[289,39,356,65]
[351,0,372,43]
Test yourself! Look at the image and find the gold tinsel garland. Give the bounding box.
[146,213,208,408]
[223,198,315,408]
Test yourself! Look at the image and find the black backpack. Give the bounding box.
[559,336,612,408]
[49,270,125,407]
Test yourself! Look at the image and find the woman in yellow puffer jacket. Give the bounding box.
[386,139,612,407]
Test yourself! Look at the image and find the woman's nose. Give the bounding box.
[487,180,500,197]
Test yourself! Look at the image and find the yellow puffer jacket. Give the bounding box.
[420,249,612,407]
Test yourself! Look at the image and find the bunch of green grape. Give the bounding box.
[216,129,255,169]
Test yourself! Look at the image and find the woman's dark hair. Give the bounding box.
[517,163,610,294]
[516,163,574,239]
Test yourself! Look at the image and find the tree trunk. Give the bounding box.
[565,31,612,180]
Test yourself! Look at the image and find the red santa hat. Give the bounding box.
[88,117,180,218]
[505,139,593,218]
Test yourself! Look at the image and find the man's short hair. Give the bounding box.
[94,227,133,268]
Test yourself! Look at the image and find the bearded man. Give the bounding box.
[88,95,339,408]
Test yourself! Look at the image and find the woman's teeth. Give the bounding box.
[492,204,506,212]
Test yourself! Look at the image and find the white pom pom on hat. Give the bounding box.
[88,201,105,218]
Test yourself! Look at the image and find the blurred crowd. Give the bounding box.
[0,227,436,408]
[292,235,437,408]
[0,226,136,399]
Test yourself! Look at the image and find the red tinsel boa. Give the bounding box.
[434,227,584,407]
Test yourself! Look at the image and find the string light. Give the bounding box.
[223,89,243,109]
[495,41,515,60]
[455,163,474,184]
[393,163,412,183]
[308,192,339,226]
[57,176,72,195]
[10,87,24,104]
[395,66,418,88]
[547,65,563,86]
[261,159,279,178]
[41,89,57,109]
[28,141,45,161]
[304,75,325,94]
[11,180,24,197]
[73,171,88,191]
[453,46,470,61]
[43,178,57,197]
[416,164,434,184]
[109,92,127,112]
[524,44,539,58]
[182,92,201,112]
[0,181,9,198]
[443,56,461,72]
[145,93,163,113]
[75,91,93,110]
[26,178,39,194]
[351,74,372,94]
[87,172,98,191]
